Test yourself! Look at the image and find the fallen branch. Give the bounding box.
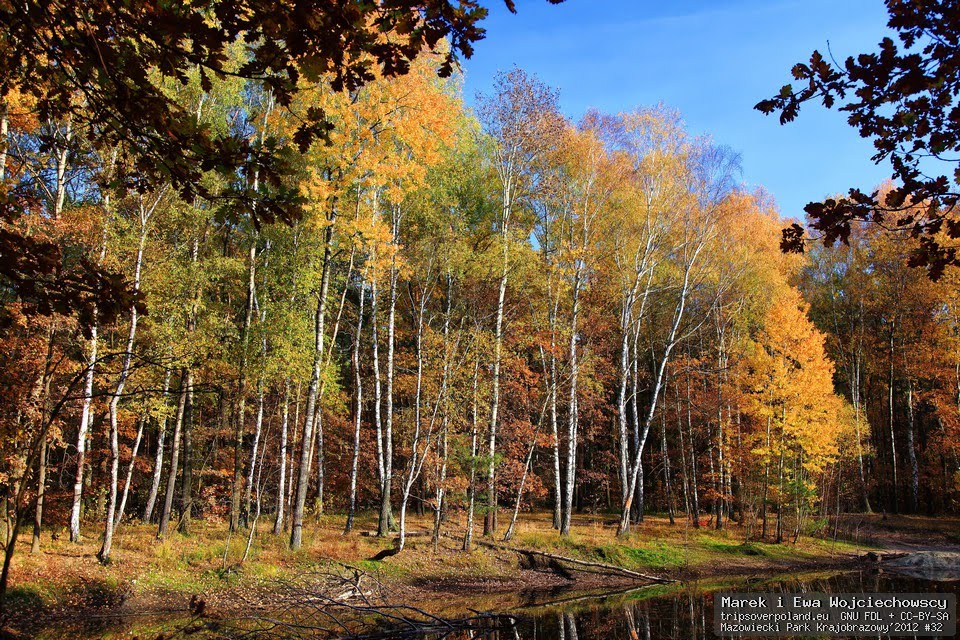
[516,584,659,610]
[468,538,675,584]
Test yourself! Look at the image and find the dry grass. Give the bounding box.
[6,509,875,615]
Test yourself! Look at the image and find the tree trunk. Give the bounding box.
[906,378,919,513]
[158,372,188,539]
[661,404,675,525]
[687,374,701,529]
[676,382,692,522]
[0,106,7,182]
[485,209,510,537]
[397,271,437,552]
[243,382,265,525]
[505,396,548,541]
[431,273,453,545]
[114,413,146,527]
[617,274,689,535]
[290,218,333,550]
[69,216,110,542]
[762,412,771,539]
[345,279,365,535]
[851,353,872,512]
[30,442,47,554]
[888,328,898,514]
[463,359,480,552]
[178,374,194,533]
[617,294,633,515]
[371,274,386,520]
[546,265,563,530]
[378,206,401,537]
[232,236,257,531]
[561,260,582,536]
[99,202,151,562]
[274,380,290,535]
[143,368,171,523]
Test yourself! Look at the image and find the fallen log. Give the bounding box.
[469,538,675,584]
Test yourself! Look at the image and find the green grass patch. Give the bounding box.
[702,540,767,556]
[601,541,686,568]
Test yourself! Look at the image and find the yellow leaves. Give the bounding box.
[740,285,848,475]
[342,208,390,252]
[300,171,337,214]
[2,87,39,133]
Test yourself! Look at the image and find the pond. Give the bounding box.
[37,569,956,639]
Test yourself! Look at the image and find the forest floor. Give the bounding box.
[3,510,955,635]
[830,512,960,550]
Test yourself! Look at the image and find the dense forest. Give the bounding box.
[0,1,958,605]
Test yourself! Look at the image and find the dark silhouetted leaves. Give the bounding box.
[758,0,960,279]
[0,0,564,323]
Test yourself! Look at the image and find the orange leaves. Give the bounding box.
[290,50,459,205]
[1,88,39,134]
[740,287,846,473]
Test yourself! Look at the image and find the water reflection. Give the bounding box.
[36,570,955,639]
[499,571,955,640]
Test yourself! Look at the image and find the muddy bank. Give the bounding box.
[5,513,956,637]
[25,543,865,629]
[3,552,917,640]
[864,550,960,582]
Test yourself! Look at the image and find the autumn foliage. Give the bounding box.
[0,6,956,601]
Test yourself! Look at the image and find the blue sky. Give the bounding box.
[460,0,893,220]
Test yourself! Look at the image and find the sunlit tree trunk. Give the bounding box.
[158,371,188,539]
[851,351,872,512]
[115,414,146,528]
[0,106,7,182]
[906,377,919,513]
[178,374,194,533]
[505,393,548,541]
[378,205,401,537]
[290,213,333,550]
[485,179,511,537]
[540,222,563,530]
[676,382,692,521]
[232,235,257,531]
[244,381,265,525]
[398,270,436,551]
[345,280,365,535]
[244,244,270,525]
[687,373,701,529]
[178,232,201,532]
[661,402,675,524]
[618,264,694,535]
[431,273,453,545]
[100,194,155,562]
[616,292,633,511]
[69,180,112,543]
[561,257,581,536]
[143,368,171,523]
[463,358,481,551]
[274,379,290,535]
